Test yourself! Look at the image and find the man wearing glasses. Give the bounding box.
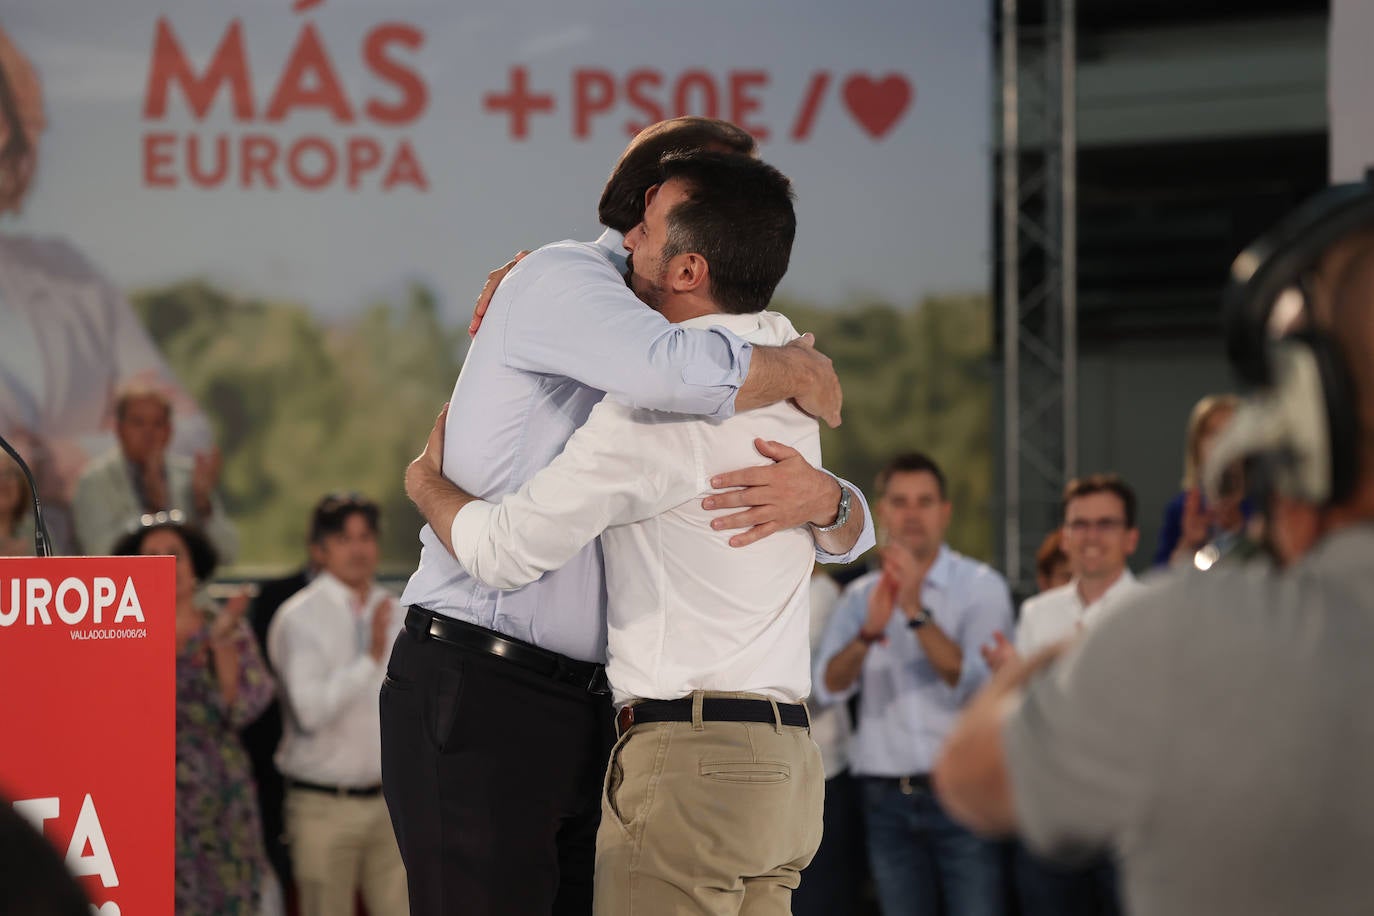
[1012,474,1142,662]
[982,473,1141,916]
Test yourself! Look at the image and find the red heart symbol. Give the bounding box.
[842,74,913,140]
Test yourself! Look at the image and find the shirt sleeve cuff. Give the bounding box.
[698,326,753,420]
[813,476,877,564]
[450,501,498,572]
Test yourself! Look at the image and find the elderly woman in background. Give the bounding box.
[113,519,274,916]
[0,455,35,556]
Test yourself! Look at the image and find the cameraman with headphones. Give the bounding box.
[933,181,1374,916]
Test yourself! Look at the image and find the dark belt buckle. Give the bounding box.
[616,705,634,736]
[586,665,610,696]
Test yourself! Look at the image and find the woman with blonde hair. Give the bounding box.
[1152,394,1245,567]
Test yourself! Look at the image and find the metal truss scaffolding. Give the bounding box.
[999,0,1077,589]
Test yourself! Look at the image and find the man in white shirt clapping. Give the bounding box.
[268,494,408,916]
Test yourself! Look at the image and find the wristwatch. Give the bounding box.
[907,607,931,629]
[811,485,852,533]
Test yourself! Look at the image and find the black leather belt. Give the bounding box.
[287,778,383,798]
[617,697,810,736]
[864,773,933,795]
[406,606,610,696]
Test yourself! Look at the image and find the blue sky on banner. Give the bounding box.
[4,0,990,322]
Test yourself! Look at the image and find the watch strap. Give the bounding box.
[811,485,852,533]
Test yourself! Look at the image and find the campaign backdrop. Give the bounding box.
[0,555,175,915]
[0,1,993,568]
[1330,0,1373,183]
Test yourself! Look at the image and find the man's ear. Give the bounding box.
[668,252,709,294]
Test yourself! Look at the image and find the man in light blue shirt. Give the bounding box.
[382,118,873,916]
[815,451,1013,916]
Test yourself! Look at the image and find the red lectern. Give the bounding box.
[0,555,176,915]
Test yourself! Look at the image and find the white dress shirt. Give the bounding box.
[268,572,401,787]
[1015,569,1141,656]
[451,310,841,707]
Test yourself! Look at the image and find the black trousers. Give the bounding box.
[380,624,616,916]
[792,770,868,916]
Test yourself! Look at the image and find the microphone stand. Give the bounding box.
[0,433,54,558]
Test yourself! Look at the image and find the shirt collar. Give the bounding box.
[925,544,953,590]
[315,570,383,611]
[676,311,764,336]
[1072,567,1137,610]
[594,227,628,274]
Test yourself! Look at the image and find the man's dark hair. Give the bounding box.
[112,519,219,581]
[1062,473,1138,529]
[875,452,948,501]
[597,117,756,233]
[655,150,796,315]
[309,492,380,544]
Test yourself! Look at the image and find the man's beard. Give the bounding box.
[625,253,669,313]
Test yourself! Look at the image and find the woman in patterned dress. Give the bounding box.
[114,518,275,914]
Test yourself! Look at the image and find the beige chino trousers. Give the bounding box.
[595,691,825,916]
[283,788,409,916]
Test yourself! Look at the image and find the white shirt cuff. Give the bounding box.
[450,500,497,572]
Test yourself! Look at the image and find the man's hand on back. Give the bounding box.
[784,334,841,428]
[702,438,841,547]
[468,251,530,337]
[405,403,448,501]
[404,403,478,558]
[735,333,843,428]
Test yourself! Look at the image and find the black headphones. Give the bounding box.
[1215,175,1374,507]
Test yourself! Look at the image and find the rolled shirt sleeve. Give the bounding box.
[499,245,752,419]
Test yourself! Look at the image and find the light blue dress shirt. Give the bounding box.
[812,545,1014,776]
[401,228,873,663]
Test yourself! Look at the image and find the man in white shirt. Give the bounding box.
[70,384,236,559]
[980,473,1142,916]
[983,474,1142,668]
[268,494,407,916]
[406,150,868,915]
